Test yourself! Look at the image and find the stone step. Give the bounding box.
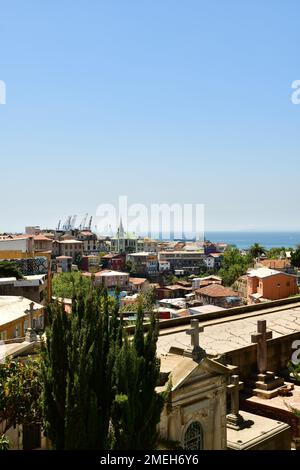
[252,377,285,391]
[251,387,286,399]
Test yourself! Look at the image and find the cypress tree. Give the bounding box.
[41,289,120,449]
[41,288,165,450]
[111,305,164,450]
[41,301,70,449]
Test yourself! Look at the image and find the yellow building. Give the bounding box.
[0,296,44,341]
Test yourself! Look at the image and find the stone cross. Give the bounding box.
[251,320,272,374]
[25,301,37,343]
[185,319,206,362]
[226,374,245,430]
[26,301,35,329]
[186,319,203,349]
[227,375,244,416]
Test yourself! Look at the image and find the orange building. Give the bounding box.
[247,268,299,304]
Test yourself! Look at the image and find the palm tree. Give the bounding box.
[249,243,265,260]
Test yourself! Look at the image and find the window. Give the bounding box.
[14,324,21,338]
[184,421,203,450]
[0,331,7,341]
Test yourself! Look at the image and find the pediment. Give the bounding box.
[160,353,232,392]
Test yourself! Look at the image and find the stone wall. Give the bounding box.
[217,331,300,381]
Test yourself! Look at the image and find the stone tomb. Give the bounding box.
[157,319,292,450]
[157,353,231,450]
[226,372,290,450]
[157,320,232,450]
[227,411,291,450]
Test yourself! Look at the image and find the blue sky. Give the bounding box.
[1,0,300,232]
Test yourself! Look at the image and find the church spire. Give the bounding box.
[119,217,125,238]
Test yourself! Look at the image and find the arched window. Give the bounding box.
[184,421,203,450]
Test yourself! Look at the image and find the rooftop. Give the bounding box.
[83,270,129,277]
[189,305,226,315]
[128,251,157,257]
[0,296,44,327]
[208,252,223,258]
[248,267,285,278]
[157,302,300,357]
[196,284,240,298]
[129,277,148,285]
[0,274,46,287]
[159,250,204,255]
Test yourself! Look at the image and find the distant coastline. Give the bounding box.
[148,231,300,250]
[205,231,300,250]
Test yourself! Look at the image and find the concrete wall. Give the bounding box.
[0,238,32,253]
[218,331,300,381]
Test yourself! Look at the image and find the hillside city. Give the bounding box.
[1,2,300,458]
[1,220,300,451]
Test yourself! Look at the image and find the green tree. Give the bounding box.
[41,289,121,449]
[111,304,164,449]
[0,358,41,435]
[266,247,289,259]
[0,261,23,279]
[291,246,300,268]
[125,259,134,274]
[41,287,165,450]
[248,243,265,260]
[218,248,250,286]
[0,434,9,450]
[52,272,91,299]
[41,301,71,449]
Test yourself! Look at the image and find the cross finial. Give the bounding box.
[25,301,35,329]
[185,319,206,362]
[25,301,37,343]
[186,319,203,349]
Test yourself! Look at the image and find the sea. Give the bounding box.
[204,232,300,250]
[143,231,300,250]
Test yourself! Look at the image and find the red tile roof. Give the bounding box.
[34,234,53,241]
[196,284,240,298]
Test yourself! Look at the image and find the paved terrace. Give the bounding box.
[156,301,300,357]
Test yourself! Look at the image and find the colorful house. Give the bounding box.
[247,268,299,304]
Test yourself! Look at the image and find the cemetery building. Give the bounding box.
[154,298,300,449]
